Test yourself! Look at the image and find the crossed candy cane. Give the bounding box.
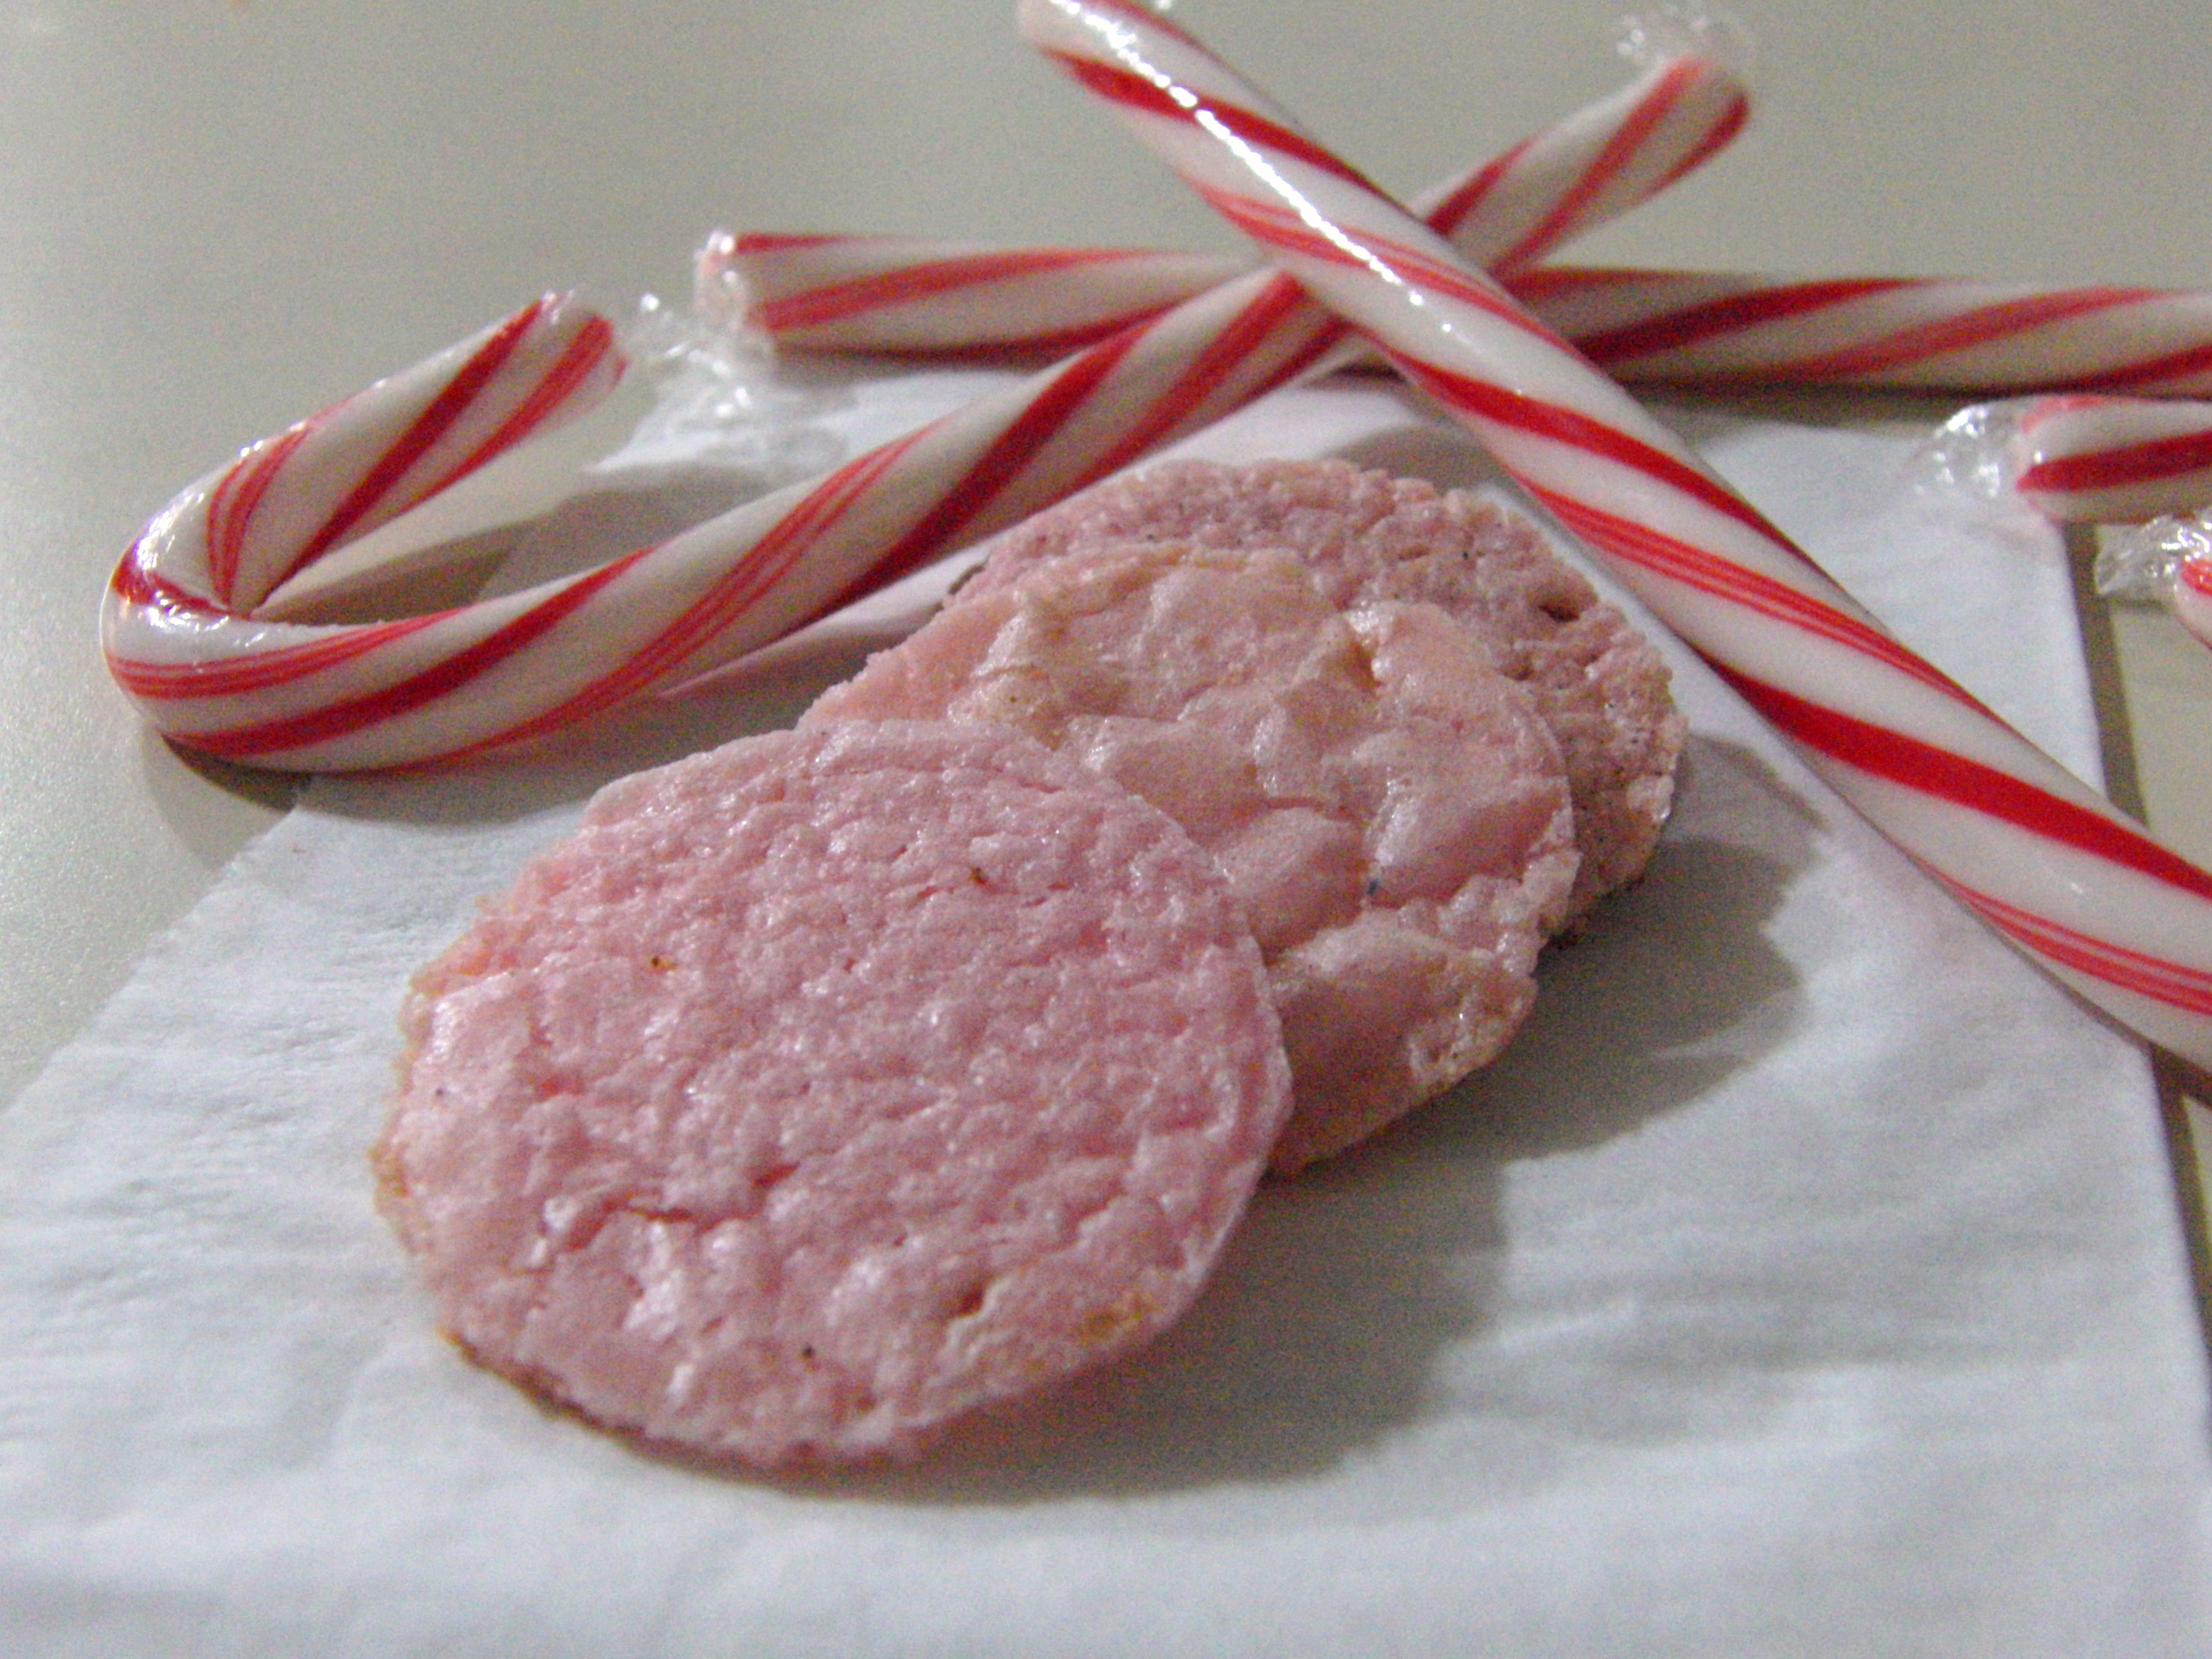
[1016,0,2212,1072]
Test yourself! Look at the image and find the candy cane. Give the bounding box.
[106,285,1334,771]
[705,232,1247,357]
[120,296,626,620]
[719,236,2212,399]
[104,54,1748,773]
[2007,394,2212,523]
[1516,267,2212,394]
[709,53,1747,358]
[1019,0,2212,1071]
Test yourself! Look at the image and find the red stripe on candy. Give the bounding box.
[2017,424,2212,494]
[1569,277,1918,369]
[1398,359,1804,557]
[1941,881,2212,1011]
[108,613,444,700]
[2073,334,2212,394]
[1046,54,1377,193]
[755,246,1162,333]
[184,549,645,760]
[106,544,214,614]
[729,232,850,254]
[453,437,935,760]
[844,326,1145,597]
[282,298,549,584]
[1653,88,1749,192]
[1537,492,1980,705]
[1078,273,1327,485]
[205,425,313,607]
[1719,669,2212,905]
[1773,287,2152,382]
[1493,56,1690,273]
[1424,135,1530,244]
[414,315,618,501]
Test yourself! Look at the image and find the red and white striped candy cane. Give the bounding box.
[709,52,1747,357]
[102,54,1747,773]
[717,236,2212,401]
[708,232,1245,357]
[1020,0,2212,1070]
[2008,394,2212,523]
[1513,266,2212,395]
[106,284,1333,771]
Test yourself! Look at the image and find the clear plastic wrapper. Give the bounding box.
[615,289,851,478]
[1617,3,1755,78]
[1913,399,2031,504]
[2097,512,2212,651]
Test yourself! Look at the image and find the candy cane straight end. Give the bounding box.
[2011,394,2212,525]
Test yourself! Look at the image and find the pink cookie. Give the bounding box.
[806,540,1578,1171]
[376,721,1289,1466]
[965,459,1685,918]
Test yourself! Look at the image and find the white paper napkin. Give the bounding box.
[3,373,2208,1658]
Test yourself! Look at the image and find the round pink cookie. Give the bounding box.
[806,540,1578,1172]
[965,459,1685,919]
[375,720,1290,1466]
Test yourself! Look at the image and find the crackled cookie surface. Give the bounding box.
[808,540,1578,1170]
[966,459,1684,918]
[376,720,1289,1465]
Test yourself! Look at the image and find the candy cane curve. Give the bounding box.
[723,236,2212,401]
[1018,0,2212,1071]
[118,296,625,622]
[102,52,1749,772]
[708,49,1747,357]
